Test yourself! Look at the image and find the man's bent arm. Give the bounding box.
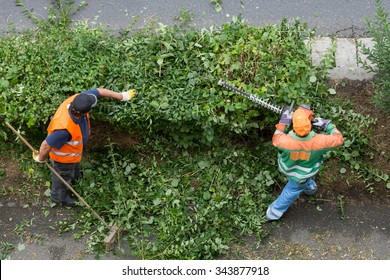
[38,140,52,161]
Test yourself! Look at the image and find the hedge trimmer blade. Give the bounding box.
[218,80,284,114]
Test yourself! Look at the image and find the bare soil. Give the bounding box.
[322,79,390,203]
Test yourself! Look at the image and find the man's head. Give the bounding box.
[292,108,312,137]
[71,94,97,115]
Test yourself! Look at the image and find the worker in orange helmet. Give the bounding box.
[266,104,344,221]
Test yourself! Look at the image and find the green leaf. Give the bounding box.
[343,153,351,161]
[198,160,210,169]
[351,151,360,157]
[27,117,36,128]
[143,216,154,224]
[150,101,159,109]
[266,179,274,186]
[171,178,180,187]
[17,243,26,251]
[386,182,390,190]
[340,168,347,174]
[205,127,214,142]
[328,88,336,95]
[203,191,211,200]
[309,75,317,83]
[215,3,222,12]
[153,198,162,206]
[344,140,352,148]
[160,102,169,110]
[44,188,51,197]
[0,79,9,89]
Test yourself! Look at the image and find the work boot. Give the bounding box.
[50,195,78,207]
[61,195,78,207]
[50,187,78,207]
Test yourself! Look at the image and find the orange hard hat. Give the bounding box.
[293,108,312,137]
[298,104,314,121]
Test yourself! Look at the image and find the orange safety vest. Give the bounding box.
[47,94,91,163]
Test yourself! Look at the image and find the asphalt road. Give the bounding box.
[1,0,390,36]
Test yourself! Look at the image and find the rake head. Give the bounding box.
[104,225,118,251]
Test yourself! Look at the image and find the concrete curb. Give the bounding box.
[310,37,375,81]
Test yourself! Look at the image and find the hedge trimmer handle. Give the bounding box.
[287,100,295,114]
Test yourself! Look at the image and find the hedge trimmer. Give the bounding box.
[218,80,295,115]
[217,80,328,131]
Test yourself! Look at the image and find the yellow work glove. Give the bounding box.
[32,150,45,163]
[121,90,136,101]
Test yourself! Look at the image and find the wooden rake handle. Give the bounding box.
[5,121,110,230]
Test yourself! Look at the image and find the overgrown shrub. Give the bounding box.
[0,14,329,146]
[361,0,390,112]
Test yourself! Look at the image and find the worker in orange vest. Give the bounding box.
[33,88,136,206]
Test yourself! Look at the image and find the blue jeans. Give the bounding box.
[266,178,317,221]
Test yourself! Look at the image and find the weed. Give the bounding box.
[210,0,223,12]
[0,242,15,260]
[360,0,390,112]
[337,195,349,221]
[15,0,88,28]
[174,8,195,27]
[13,218,34,234]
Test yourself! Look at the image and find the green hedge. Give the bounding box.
[0,19,329,146]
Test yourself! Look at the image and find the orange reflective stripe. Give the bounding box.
[290,151,311,160]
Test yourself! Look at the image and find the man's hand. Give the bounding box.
[32,150,45,163]
[121,90,136,101]
[279,108,293,125]
[312,118,331,131]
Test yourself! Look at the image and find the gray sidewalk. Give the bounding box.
[311,37,375,81]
